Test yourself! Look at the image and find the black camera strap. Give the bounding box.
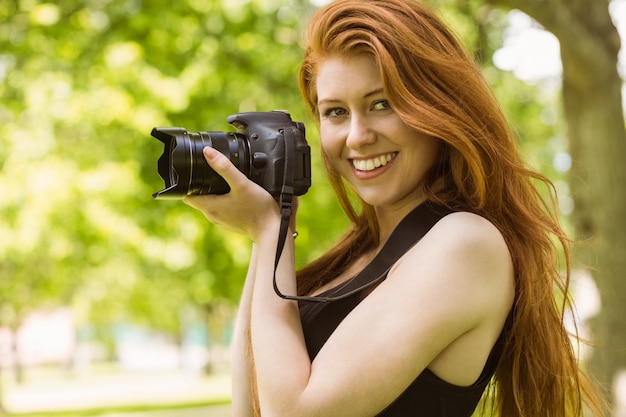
[272,129,453,303]
[273,127,298,299]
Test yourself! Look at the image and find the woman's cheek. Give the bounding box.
[319,127,344,163]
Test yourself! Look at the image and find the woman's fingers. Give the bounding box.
[183,146,281,239]
[202,146,246,189]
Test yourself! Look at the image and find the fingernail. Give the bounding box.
[203,147,215,158]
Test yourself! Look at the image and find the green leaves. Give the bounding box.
[0,0,321,339]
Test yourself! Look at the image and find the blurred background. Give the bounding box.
[0,0,624,416]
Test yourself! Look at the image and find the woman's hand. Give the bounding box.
[184,146,280,241]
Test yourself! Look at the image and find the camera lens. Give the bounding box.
[151,128,250,199]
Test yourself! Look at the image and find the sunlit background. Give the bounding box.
[0,0,624,416]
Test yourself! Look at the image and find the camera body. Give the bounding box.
[151,111,311,199]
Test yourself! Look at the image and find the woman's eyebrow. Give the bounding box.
[318,97,341,106]
[364,87,385,98]
[318,87,385,106]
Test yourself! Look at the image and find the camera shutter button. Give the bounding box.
[252,152,268,169]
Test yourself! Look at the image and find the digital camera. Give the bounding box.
[151,111,311,199]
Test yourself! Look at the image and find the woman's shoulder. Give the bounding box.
[429,210,509,253]
[391,209,514,320]
[433,210,512,287]
[427,210,511,276]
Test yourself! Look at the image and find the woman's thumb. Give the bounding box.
[203,146,241,185]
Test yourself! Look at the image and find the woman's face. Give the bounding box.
[316,54,440,211]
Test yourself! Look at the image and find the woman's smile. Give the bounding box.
[351,152,397,172]
[350,152,398,180]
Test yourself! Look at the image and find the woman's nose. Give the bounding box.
[346,115,376,149]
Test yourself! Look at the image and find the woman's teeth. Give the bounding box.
[352,153,395,172]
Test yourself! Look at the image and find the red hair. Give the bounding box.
[297,1,605,416]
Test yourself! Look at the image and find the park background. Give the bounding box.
[1,0,625,415]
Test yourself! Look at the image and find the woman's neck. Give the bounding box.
[374,198,428,244]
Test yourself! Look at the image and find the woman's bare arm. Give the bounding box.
[231,244,258,417]
[249,212,514,417]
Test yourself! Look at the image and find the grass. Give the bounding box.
[3,399,230,417]
[1,362,231,417]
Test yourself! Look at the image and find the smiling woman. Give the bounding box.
[184,0,607,416]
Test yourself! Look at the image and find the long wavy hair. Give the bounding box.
[296,1,605,416]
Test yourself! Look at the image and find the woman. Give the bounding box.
[185,0,605,416]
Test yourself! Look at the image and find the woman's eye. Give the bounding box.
[323,107,347,118]
[372,100,391,111]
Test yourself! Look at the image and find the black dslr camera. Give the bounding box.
[151,111,311,199]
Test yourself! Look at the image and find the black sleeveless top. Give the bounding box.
[298,202,507,417]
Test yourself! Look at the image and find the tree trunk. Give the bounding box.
[483,0,626,411]
[559,15,626,416]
